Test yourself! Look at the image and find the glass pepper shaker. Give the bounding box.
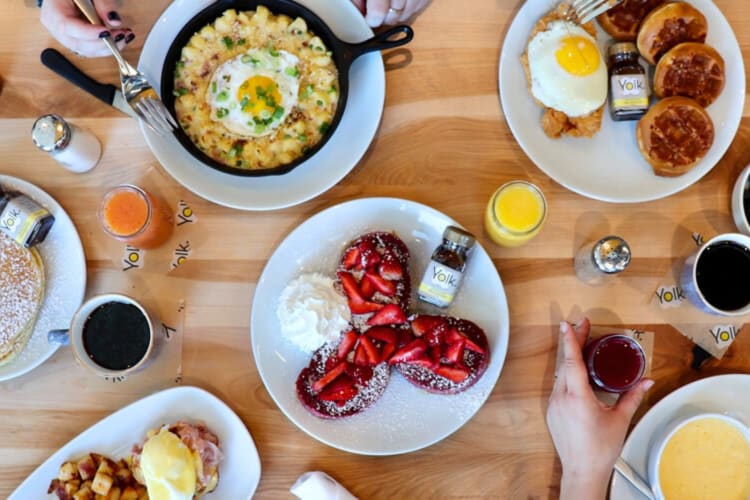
[31,114,101,173]
[574,235,631,285]
[418,226,475,308]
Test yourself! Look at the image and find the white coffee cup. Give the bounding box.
[48,293,154,377]
[680,233,750,316]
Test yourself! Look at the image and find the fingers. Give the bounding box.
[572,317,590,350]
[93,0,123,27]
[615,379,654,420]
[560,321,591,396]
[57,32,130,58]
[364,0,389,27]
[384,0,406,25]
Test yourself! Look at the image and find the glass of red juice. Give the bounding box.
[583,334,645,393]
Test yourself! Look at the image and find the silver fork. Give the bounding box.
[71,0,177,136]
[566,0,623,25]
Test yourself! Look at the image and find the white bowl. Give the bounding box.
[648,413,750,500]
[731,164,750,235]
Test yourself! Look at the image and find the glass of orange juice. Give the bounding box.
[99,185,174,249]
[484,181,547,247]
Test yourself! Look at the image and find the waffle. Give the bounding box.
[0,232,45,367]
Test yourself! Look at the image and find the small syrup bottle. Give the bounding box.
[608,42,650,121]
[418,226,475,308]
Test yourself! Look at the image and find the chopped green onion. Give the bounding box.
[314,46,324,52]
[328,85,337,94]
[240,96,250,110]
[285,67,299,77]
[272,106,284,120]
[319,122,330,134]
[216,91,229,102]
[269,47,279,57]
[228,143,244,158]
[301,84,314,99]
[176,61,185,68]
[222,36,234,49]
[259,109,271,120]
[241,54,253,64]
[237,38,247,45]
[316,99,324,107]
[172,87,189,97]
[254,123,267,134]
[216,108,229,119]
[211,81,217,94]
[298,134,307,142]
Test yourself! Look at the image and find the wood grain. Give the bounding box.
[1,0,750,498]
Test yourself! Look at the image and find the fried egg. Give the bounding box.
[527,21,607,117]
[207,48,300,137]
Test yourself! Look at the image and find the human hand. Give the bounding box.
[350,0,431,28]
[40,0,134,57]
[546,319,654,500]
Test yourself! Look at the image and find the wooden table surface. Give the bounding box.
[2,0,750,498]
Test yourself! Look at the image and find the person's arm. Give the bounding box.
[40,0,133,57]
[547,319,654,500]
[351,0,432,28]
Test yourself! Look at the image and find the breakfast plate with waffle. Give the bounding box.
[0,175,86,382]
[499,0,745,203]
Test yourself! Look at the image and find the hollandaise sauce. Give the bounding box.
[658,416,750,500]
[484,181,547,247]
[140,429,197,500]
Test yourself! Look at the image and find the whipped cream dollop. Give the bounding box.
[277,273,351,353]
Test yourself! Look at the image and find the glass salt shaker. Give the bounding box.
[31,114,101,173]
[574,235,631,285]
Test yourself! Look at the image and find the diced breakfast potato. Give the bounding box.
[77,455,97,481]
[97,458,115,476]
[59,461,78,481]
[72,486,94,500]
[136,485,148,499]
[120,486,139,500]
[91,471,113,495]
[106,486,122,500]
[65,479,80,495]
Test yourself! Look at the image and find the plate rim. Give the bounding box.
[137,0,385,211]
[250,196,510,455]
[609,373,750,499]
[9,385,262,499]
[0,175,86,382]
[498,0,746,203]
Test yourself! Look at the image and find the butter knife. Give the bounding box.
[40,48,137,119]
[614,457,656,500]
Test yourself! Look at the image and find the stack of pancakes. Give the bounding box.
[0,232,45,366]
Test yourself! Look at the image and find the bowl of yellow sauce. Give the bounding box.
[649,413,750,500]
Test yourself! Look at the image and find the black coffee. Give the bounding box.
[82,302,150,370]
[695,241,750,311]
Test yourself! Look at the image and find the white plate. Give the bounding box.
[610,374,750,499]
[499,0,745,203]
[9,386,261,499]
[0,175,86,382]
[251,197,510,455]
[138,0,384,211]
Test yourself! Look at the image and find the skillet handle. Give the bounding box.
[342,25,414,67]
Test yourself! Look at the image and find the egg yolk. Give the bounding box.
[237,75,283,118]
[555,36,600,76]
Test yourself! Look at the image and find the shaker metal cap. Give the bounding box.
[443,225,476,249]
[31,114,70,152]
[593,236,631,274]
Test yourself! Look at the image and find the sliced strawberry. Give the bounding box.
[319,382,358,403]
[338,271,364,303]
[411,316,446,337]
[337,331,358,359]
[364,271,396,296]
[379,342,396,363]
[367,304,407,326]
[318,374,355,400]
[405,356,436,370]
[358,241,381,269]
[312,362,347,393]
[359,277,376,299]
[446,327,486,354]
[435,365,470,383]
[359,335,380,365]
[443,339,466,365]
[426,324,447,347]
[365,326,398,345]
[378,260,403,280]
[353,343,369,366]
[389,339,428,365]
[342,247,361,270]
[349,300,384,315]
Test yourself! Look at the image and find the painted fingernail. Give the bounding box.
[98,30,111,38]
[125,33,136,44]
[107,11,121,22]
[114,33,125,42]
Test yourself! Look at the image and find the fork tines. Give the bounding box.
[567,0,622,25]
[135,98,178,136]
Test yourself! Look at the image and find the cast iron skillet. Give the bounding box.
[161,0,414,177]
